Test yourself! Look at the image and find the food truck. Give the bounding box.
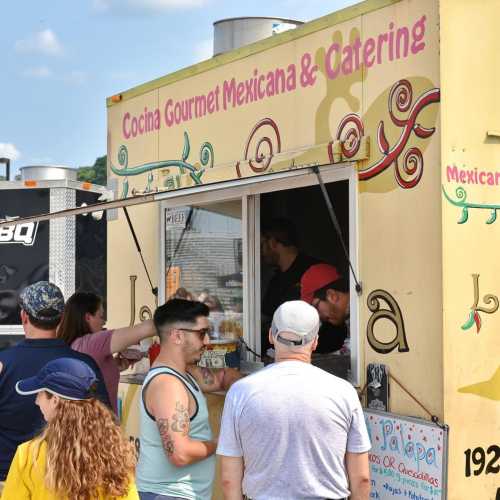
[2,0,498,498]
[106,0,499,498]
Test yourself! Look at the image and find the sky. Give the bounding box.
[0,0,360,178]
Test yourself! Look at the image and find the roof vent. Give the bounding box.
[213,17,303,56]
[20,165,77,181]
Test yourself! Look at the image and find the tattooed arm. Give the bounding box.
[187,365,242,393]
[146,374,217,467]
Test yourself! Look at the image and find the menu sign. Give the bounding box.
[364,409,449,500]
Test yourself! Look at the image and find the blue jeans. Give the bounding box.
[138,493,188,500]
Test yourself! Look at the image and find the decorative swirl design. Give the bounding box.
[110,133,215,197]
[389,79,413,125]
[359,80,441,189]
[199,142,214,168]
[395,147,423,189]
[478,294,499,314]
[118,145,128,168]
[139,305,153,321]
[335,113,364,159]
[454,186,467,202]
[236,118,281,177]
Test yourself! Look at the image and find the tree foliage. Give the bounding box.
[77,155,107,186]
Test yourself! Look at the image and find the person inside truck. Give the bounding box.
[300,263,350,330]
[260,218,347,356]
[57,291,156,415]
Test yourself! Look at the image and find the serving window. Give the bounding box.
[163,200,244,342]
[160,164,359,384]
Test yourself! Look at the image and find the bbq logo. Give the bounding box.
[0,217,39,246]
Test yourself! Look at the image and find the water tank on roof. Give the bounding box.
[213,17,303,56]
[20,165,77,182]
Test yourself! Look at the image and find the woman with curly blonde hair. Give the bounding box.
[1,358,138,500]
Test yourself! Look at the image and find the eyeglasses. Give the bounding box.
[178,327,211,340]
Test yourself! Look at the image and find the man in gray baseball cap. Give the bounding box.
[0,281,110,485]
[217,300,371,500]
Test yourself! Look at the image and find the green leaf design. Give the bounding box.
[473,310,481,333]
[146,172,153,192]
[457,207,469,224]
[182,131,190,162]
[121,178,129,199]
[461,310,475,331]
[486,209,497,224]
[190,170,204,185]
[113,134,213,193]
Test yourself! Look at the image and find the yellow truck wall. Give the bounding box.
[440,1,500,499]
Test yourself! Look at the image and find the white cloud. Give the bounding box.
[193,38,213,62]
[22,66,53,79]
[15,29,64,56]
[0,143,21,161]
[93,0,209,13]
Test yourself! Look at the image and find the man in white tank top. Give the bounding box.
[217,301,371,500]
[137,299,240,500]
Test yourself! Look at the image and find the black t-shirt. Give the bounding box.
[261,254,347,354]
[262,253,319,321]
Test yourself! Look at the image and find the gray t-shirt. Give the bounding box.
[217,360,371,500]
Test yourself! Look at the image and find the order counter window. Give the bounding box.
[259,180,351,380]
[160,167,358,384]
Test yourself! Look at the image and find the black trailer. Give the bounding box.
[0,167,107,347]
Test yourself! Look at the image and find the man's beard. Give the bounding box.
[183,342,205,364]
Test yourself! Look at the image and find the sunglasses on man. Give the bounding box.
[178,327,211,340]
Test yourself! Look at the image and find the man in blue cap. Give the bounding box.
[0,281,110,485]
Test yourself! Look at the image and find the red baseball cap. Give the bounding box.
[300,264,341,304]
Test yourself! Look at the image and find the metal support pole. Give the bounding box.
[312,166,362,295]
[122,207,158,299]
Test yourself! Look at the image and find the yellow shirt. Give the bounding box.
[1,440,139,500]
